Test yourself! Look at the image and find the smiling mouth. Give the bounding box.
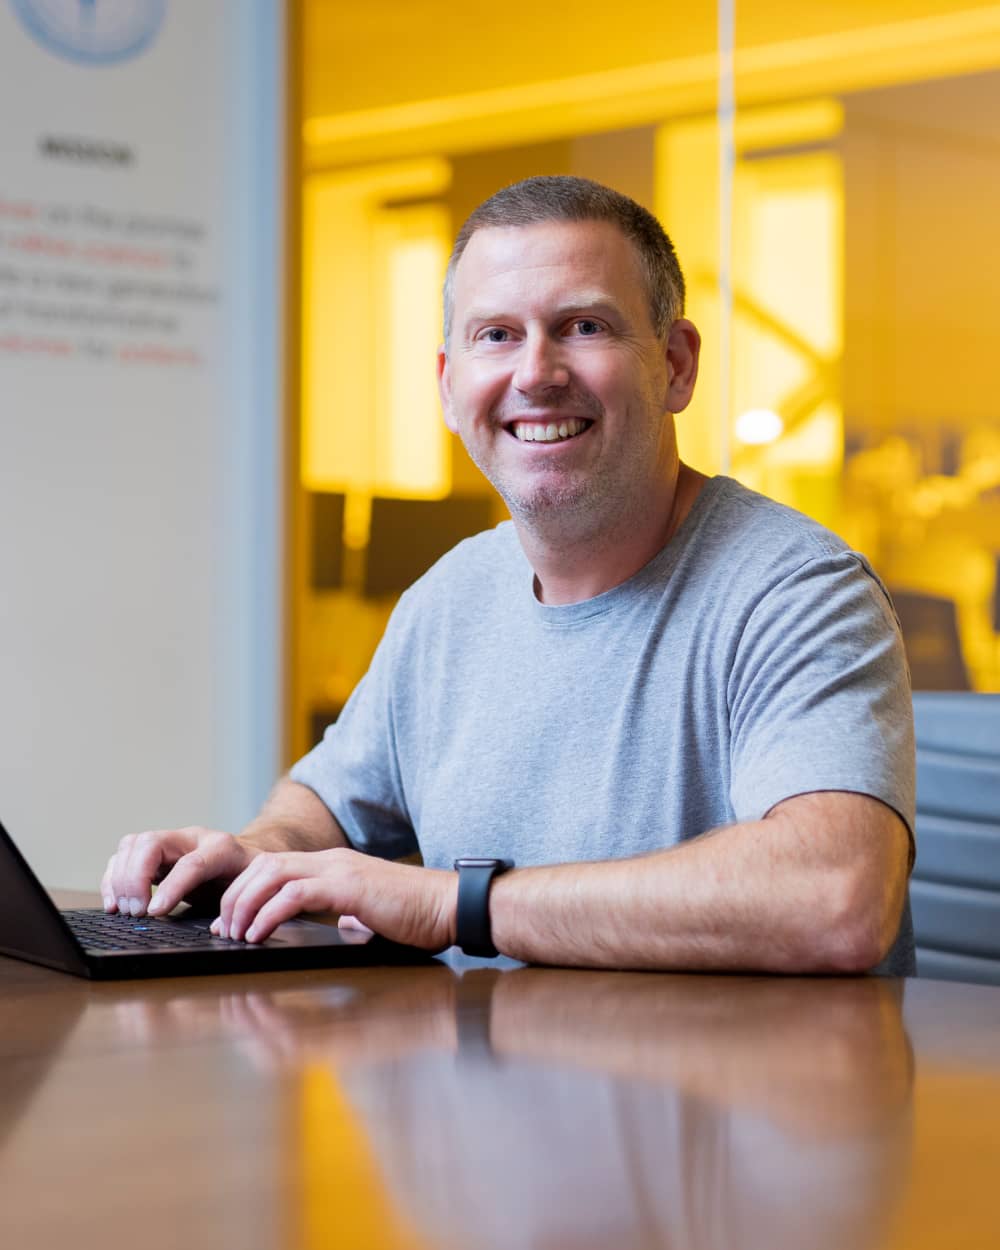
[508,418,593,444]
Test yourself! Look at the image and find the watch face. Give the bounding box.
[454,858,502,869]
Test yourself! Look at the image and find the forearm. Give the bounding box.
[489,793,910,974]
[238,776,350,855]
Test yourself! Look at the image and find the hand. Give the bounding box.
[101,827,258,917]
[209,847,458,951]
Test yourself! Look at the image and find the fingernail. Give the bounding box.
[102,895,113,911]
[117,897,129,915]
[209,918,220,935]
[129,898,143,917]
[147,895,165,915]
[245,925,257,943]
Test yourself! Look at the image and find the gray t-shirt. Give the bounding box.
[292,476,916,973]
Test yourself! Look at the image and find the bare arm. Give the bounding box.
[212,788,911,973]
[488,791,911,973]
[238,776,351,855]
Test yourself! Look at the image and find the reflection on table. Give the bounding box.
[292,971,913,1250]
[0,957,926,1250]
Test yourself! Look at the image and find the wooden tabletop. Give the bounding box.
[2,897,999,1249]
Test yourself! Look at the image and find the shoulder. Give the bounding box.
[703,484,908,707]
[698,477,851,560]
[693,477,891,604]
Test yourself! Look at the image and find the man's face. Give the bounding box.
[438,219,696,532]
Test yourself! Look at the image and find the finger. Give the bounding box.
[110,829,192,915]
[146,832,247,916]
[109,831,162,915]
[338,914,375,935]
[219,854,310,941]
[212,855,267,937]
[245,878,337,944]
[117,830,189,915]
[100,854,119,912]
[107,832,140,912]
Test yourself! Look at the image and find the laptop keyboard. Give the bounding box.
[62,909,237,952]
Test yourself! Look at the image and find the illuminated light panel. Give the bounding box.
[736,408,784,445]
[304,9,1000,168]
[301,160,451,497]
[372,203,451,498]
[735,99,843,153]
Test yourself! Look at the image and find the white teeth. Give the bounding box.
[512,419,588,443]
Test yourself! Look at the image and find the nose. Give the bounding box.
[513,331,570,396]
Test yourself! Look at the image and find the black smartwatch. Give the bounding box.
[453,857,513,957]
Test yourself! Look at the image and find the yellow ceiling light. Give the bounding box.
[735,408,784,445]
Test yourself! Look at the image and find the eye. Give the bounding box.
[569,319,604,337]
[478,327,511,344]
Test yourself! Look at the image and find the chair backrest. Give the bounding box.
[911,693,1000,985]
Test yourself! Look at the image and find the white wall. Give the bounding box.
[0,0,285,888]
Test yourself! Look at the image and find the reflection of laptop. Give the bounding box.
[0,819,429,979]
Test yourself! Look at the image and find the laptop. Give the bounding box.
[0,818,431,979]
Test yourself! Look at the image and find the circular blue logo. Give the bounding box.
[10,0,167,66]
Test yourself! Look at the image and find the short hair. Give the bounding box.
[442,175,685,347]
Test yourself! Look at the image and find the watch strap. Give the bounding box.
[454,858,512,957]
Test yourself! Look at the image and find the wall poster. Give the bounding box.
[0,0,284,886]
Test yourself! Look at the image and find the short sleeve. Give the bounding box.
[727,552,915,836]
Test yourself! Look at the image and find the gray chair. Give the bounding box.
[911,692,1000,985]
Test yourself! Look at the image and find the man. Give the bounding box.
[103,176,915,973]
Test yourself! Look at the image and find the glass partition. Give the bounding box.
[294,0,997,753]
[732,1,1000,692]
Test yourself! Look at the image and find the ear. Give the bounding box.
[437,344,458,434]
[664,318,701,414]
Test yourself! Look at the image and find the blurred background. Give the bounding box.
[292,0,1000,759]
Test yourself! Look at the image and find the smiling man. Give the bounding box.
[438,205,704,606]
[103,176,915,974]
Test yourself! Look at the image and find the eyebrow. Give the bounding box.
[461,296,625,331]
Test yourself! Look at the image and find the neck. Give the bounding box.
[517,462,708,606]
